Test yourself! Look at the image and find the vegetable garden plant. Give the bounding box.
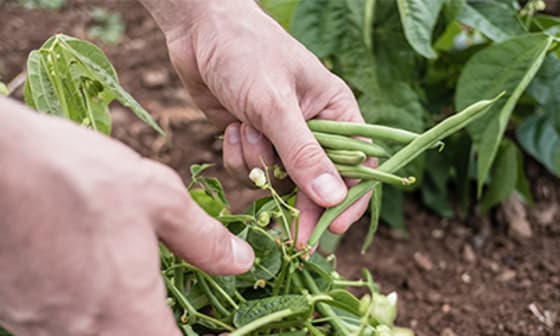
[3,0,559,334]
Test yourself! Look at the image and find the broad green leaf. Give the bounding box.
[361,183,382,253]
[457,1,525,42]
[260,0,299,29]
[0,82,8,96]
[456,33,552,195]
[527,53,560,129]
[203,177,229,208]
[57,36,164,134]
[25,51,63,116]
[442,0,466,20]
[421,151,453,218]
[479,139,519,212]
[291,0,365,58]
[517,114,560,177]
[396,0,444,58]
[380,186,404,230]
[23,79,36,109]
[233,295,310,327]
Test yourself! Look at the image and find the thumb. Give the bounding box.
[148,165,254,275]
[261,99,347,208]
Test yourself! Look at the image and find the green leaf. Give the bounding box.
[190,163,214,179]
[527,53,560,129]
[233,295,310,327]
[25,50,64,116]
[260,0,299,29]
[380,186,404,230]
[442,0,466,20]
[0,82,8,96]
[396,0,444,58]
[236,228,282,287]
[291,0,365,58]
[190,189,225,217]
[203,177,229,208]
[421,151,453,218]
[456,33,553,196]
[457,1,525,42]
[479,139,519,212]
[517,114,560,177]
[57,35,164,134]
[327,289,361,316]
[361,183,382,253]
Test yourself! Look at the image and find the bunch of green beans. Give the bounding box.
[307,93,505,248]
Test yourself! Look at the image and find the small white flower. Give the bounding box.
[249,167,267,188]
[387,291,398,306]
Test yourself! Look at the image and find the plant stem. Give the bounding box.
[196,273,229,317]
[300,270,350,335]
[230,309,297,336]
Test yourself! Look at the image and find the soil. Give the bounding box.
[1,1,559,335]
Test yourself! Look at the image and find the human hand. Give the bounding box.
[148,0,374,247]
[0,98,253,335]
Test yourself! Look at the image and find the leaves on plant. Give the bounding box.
[397,0,444,58]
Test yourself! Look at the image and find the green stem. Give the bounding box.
[308,93,504,247]
[230,309,298,336]
[174,256,185,294]
[306,322,327,336]
[335,164,416,186]
[196,273,229,317]
[301,270,350,335]
[313,132,389,158]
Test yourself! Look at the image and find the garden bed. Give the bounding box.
[1,1,558,335]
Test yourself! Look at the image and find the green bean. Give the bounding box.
[326,149,367,165]
[313,132,389,158]
[308,119,445,150]
[335,164,416,186]
[307,93,505,248]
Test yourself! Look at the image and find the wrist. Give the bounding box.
[140,0,260,39]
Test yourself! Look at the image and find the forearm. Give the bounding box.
[139,0,258,34]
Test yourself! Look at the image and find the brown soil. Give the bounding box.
[1,1,559,335]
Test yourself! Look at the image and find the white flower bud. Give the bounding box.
[387,291,398,306]
[249,168,267,188]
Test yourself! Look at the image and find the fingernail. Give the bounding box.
[245,126,261,144]
[231,236,254,270]
[228,125,240,144]
[311,173,346,205]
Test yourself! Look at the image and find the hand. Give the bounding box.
[0,98,253,335]
[154,0,374,246]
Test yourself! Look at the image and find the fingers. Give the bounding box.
[293,191,323,249]
[144,160,254,276]
[260,99,347,208]
[223,123,251,186]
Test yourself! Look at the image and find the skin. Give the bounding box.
[0,0,373,334]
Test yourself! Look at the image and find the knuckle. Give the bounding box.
[287,141,325,172]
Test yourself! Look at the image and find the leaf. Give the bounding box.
[236,228,282,287]
[479,139,519,212]
[203,177,229,208]
[233,295,310,327]
[361,183,382,253]
[25,50,63,116]
[517,114,560,177]
[0,82,8,96]
[457,1,525,42]
[527,53,560,129]
[421,151,453,218]
[190,189,225,217]
[327,289,361,316]
[291,0,365,58]
[380,186,404,230]
[456,33,553,196]
[190,163,214,179]
[260,0,299,29]
[396,0,444,58]
[57,35,164,134]
[442,0,466,20]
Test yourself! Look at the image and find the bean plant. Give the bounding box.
[0,34,504,335]
[261,0,560,227]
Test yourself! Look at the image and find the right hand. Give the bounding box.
[0,98,253,335]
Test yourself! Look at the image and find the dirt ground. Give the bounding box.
[1,1,559,335]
